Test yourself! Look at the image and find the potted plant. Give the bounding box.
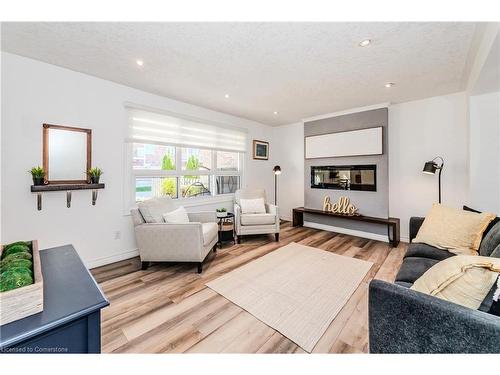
[29,166,45,186]
[216,208,227,218]
[88,167,103,184]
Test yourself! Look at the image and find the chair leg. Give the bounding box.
[213,244,217,253]
[197,262,203,274]
[275,233,280,242]
[141,261,149,270]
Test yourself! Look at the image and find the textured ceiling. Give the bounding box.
[1,22,478,125]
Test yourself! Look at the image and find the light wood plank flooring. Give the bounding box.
[91,222,407,353]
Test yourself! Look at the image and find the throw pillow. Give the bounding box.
[463,205,500,241]
[162,206,190,224]
[138,197,176,223]
[239,198,266,214]
[413,204,496,255]
[411,255,500,310]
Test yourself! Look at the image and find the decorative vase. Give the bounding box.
[33,177,44,186]
[90,176,100,184]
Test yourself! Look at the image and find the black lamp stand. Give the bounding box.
[423,157,444,204]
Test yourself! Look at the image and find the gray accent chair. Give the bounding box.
[131,197,218,273]
[234,188,280,243]
[369,216,500,353]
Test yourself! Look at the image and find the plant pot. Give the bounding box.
[32,177,45,186]
[90,176,100,184]
[216,212,228,218]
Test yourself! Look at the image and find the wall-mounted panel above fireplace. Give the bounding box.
[311,165,377,191]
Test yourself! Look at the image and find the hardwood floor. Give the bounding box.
[91,222,407,353]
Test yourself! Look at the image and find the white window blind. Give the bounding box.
[127,107,247,152]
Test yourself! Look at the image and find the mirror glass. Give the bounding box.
[43,124,91,183]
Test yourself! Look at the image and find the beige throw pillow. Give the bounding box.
[413,204,495,255]
[239,198,266,214]
[411,255,500,309]
[162,206,190,224]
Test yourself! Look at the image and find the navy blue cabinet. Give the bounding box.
[0,245,109,353]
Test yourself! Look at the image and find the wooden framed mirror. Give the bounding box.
[43,124,92,184]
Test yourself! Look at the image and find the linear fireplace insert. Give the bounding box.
[311,165,377,191]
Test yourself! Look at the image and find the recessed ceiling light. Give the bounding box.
[224,94,230,99]
[136,59,144,66]
[273,111,279,115]
[358,39,371,47]
[385,82,395,88]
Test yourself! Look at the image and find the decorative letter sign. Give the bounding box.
[323,196,359,216]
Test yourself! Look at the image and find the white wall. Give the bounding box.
[1,52,276,268]
[388,92,469,240]
[469,92,500,214]
[272,122,304,220]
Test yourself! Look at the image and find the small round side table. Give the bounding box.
[217,212,235,248]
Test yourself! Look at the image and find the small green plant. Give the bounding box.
[28,166,45,178]
[88,167,103,178]
[216,208,227,213]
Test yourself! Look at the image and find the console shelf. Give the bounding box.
[292,207,400,247]
[30,183,105,210]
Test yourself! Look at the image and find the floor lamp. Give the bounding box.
[273,165,281,206]
[422,157,444,203]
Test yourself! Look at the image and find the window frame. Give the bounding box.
[129,142,243,205]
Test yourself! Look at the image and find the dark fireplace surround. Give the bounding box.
[311,165,377,192]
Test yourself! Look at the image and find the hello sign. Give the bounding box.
[323,196,359,216]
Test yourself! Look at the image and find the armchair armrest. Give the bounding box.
[265,203,278,216]
[188,211,217,223]
[368,279,500,353]
[409,216,425,242]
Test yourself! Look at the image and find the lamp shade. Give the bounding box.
[423,161,437,174]
[273,165,282,175]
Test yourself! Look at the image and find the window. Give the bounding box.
[132,146,241,202]
[127,107,246,203]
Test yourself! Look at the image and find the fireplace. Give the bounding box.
[311,165,377,191]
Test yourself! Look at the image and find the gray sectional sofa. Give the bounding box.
[369,216,500,353]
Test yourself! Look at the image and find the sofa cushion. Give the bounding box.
[202,222,218,246]
[138,197,175,223]
[404,243,456,261]
[480,221,500,257]
[395,257,440,284]
[491,243,500,258]
[241,213,275,226]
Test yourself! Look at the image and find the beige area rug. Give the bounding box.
[206,242,373,352]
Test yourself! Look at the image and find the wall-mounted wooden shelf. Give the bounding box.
[30,183,105,210]
[292,207,400,247]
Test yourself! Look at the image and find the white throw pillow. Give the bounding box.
[240,198,266,214]
[163,206,190,224]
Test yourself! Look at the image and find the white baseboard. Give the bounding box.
[86,248,139,269]
[303,221,389,243]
